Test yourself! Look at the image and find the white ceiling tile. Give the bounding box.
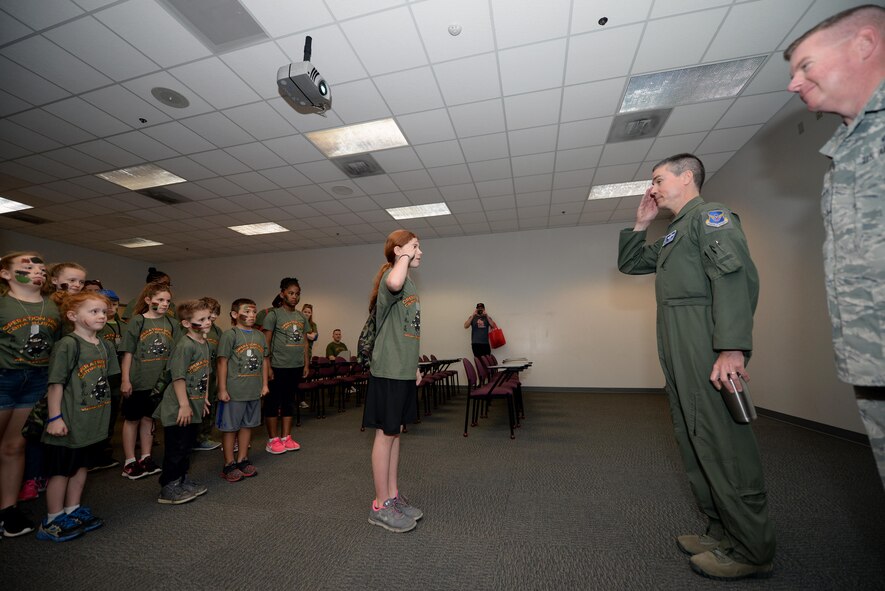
[704,0,815,62]
[646,131,708,161]
[276,25,367,87]
[9,109,94,144]
[572,0,654,34]
[507,125,558,157]
[328,78,392,124]
[264,135,325,165]
[123,71,215,118]
[2,35,110,94]
[43,147,110,173]
[715,91,792,128]
[350,174,398,195]
[2,0,83,30]
[240,0,334,37]
[500,39,566,95]
[0,10,33,45]
[225,143,287,170]
[515,191,551,207]
[555,146,603,172]
[74,139,140,168]
[223,102,296,141]
[170,57,262,111]
[469,159,512,182]
[44,16,158,81]
[553,187,590,203]
[94,0,211,68]
[295,160,347,183]
[220,41,291,100]
[374,67,445,115]
[181,112,253,147]
[459,133,510,162]
[591,163,641,185]
[154,156,216,181]
[371,192,410,208]
[0,56,70,105]
[460,221,491,233]
[0,88,31,117]
[339,195,378,212]
[105,130,178,161]
[141,121,214,154]
[0,138,33,161]
[0,119,62,152]
[566,24,643,84]
[438,183,478,201]
[371,146,423,172]
[405,187,443,204]
[599,138,654,166]
[518,205,549,220]
[43,97,131,137]
[560,78,626,122]
[650,0,731,19]
[513,152,555,177]
[486,208,518,221]
[742,53,791,95]
[778,0,870,51]
[492,0,570,49]
[481,194,516,210]
[503,88,562,130]
[324,0,404,20]
[190,150,251,176]
[227,172,278,193]
[16,154,82,178]
[397,109,455,145]
[291,185,333,203]
[412,0,495,62]
[659,99,733,135]
[258,166,313,188]
[390,169,434,191]
[448,99,506,138]
[553,168,596,189]
[197,178,246,198]
[696,125,762,153]
[340,7,426,75]
[557,117,613,150]
[414,140,465,168]
[695,151,736,173]
[318,179,365,198]
[433,53,501,106]
[632,9,728,74]
[427,164,472,186]
[81,85,169,128]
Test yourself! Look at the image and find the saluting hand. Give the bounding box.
[634,186,658,230]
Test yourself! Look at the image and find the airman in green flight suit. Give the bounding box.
[618,153,775,581]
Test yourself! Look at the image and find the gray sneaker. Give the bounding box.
[393,493,423,521]
[192,439,221,451]
[179,475,208,497]
[368,498,416,533]
[157,481,198,505]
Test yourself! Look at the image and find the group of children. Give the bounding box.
[0,253,320,542]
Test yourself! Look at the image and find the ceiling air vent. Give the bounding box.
[607,108,672,143]
[330,154,385,178]
[4,211,49,224]
[136,186,190,205]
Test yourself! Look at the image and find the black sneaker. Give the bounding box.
[0,505,36,538]
[139,456,162,476]
[121,460,147,480]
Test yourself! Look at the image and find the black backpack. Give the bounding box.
[356,305,393,368]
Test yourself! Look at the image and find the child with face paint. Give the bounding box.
[300,303,318,410]
[118,281,179,480]
[45,263,87,307]
[192,297,222,452]
[91,289,123,472]
[216,299,269,482]
[260,277,309,454]
[152,300,212,504]
[0,251,62,537]
[38,292,120,541]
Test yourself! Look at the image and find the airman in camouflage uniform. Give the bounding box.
[786,4,885,490]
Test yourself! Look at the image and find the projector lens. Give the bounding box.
[319,81,328,96]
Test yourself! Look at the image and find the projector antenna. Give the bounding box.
[303,36,312,62]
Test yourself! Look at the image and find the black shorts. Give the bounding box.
[43,441,105,477]
[263,367,303,418]
[472,343,491,358]
[362,375,418,436]
[121,389,158,421]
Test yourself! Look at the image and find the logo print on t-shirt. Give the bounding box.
[148,336,168,356]
[410,309,421,337]
[21,332,50,358]
[245,349,260,372]
[91,375,110,403]
[287,325,302,343]
[197,373,208,394]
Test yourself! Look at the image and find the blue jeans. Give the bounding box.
[0,367,48,410]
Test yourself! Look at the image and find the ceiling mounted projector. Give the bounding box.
[277,36,331,115]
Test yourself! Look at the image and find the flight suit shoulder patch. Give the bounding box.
[700,206,735,234]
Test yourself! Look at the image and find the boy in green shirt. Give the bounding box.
[192,297,222,452]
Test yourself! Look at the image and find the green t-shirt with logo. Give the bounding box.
[262,307,307,369]
[119,315,179,391]
[218,327,267,402]
[370,270,420,381]
[0,295,62,369]
[154,335,211,427]
[43,334,120,448]
[325,341,349,359]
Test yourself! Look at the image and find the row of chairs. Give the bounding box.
[296,356,368,425]
[416,355,461,419]
[462,354,524,439]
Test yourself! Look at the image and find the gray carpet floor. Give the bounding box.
[2,391,884,590]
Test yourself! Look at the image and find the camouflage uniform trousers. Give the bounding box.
[855,387,885,491]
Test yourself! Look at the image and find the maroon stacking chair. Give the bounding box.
[462,358,517,439]
[430,354,459,402]
[487,353,524,419]
[296,362,321,426]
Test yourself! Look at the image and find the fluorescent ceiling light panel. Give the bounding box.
[386,202,451,220]
[228,222,290,235]
[589,180,651,200]
[96,164,186,191]
[0,196,33,214]
[620,56,767,113]
[306,119,408,158]
[114,237,164,248]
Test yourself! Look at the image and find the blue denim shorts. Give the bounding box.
[0,367,49,410]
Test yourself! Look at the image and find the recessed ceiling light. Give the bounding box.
[228,222,290,235]
[386,202,451,220]
[96,164,186,191]
[0,196,33,214]
[620,56,767,113]
[588,180,651,200]
[306,119,409,158]
[114,237,164,248]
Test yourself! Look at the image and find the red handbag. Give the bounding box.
[488,327,506,349]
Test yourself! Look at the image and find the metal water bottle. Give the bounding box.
[722,376,757,424]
